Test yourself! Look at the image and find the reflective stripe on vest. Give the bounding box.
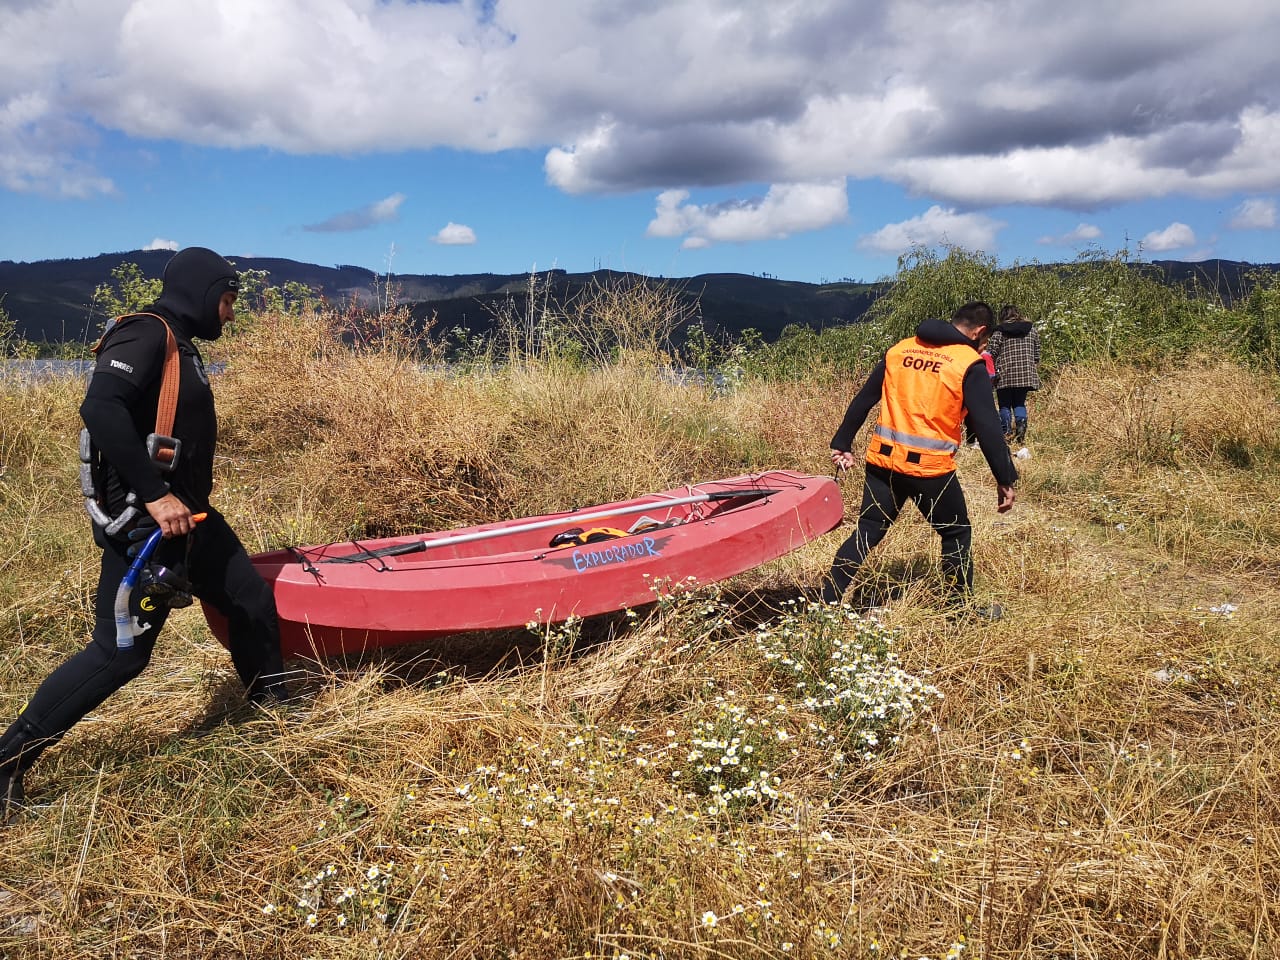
[873,424,958,453]
[865,336,977,477]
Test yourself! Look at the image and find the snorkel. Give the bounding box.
[115,513,205,650]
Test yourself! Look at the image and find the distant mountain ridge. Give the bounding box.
[2,250,1276,346]
[0,251,881,346]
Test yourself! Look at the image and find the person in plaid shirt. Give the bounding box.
[987,305,1041,443]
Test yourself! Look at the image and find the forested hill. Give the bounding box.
[1,250,1275,346]
[0,252,880,346]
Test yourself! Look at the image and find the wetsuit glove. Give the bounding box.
[126,517,159,557]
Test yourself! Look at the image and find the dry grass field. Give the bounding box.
[1,308,1278,959]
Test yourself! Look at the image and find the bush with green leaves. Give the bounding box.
[235,268,324,320]
[742,321,889,381]
[1238,268,1280,368]
[1036,251,1234,367]
[678,320,763,393]
[90,261,163,329]
[741,244,1256,379]
[860,246,1006,346]
[0,296,35,359]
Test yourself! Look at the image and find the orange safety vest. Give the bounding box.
[865,336,979,477]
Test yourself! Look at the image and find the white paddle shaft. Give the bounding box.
[404,489,768,553]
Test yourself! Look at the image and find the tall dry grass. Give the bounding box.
[1,311,1278,959]
[1029,356,1280,572]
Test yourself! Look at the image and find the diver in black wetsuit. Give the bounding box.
[1,247,285,822]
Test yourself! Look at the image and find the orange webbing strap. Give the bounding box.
[96,313,181,460]
[153,320,179,461]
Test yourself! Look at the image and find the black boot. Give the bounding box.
[246,667,298,709]
[1014,418,1027,444]
[0,717,49,824]
[0,771,24,822]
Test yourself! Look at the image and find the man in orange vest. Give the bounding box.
[823,301,1017,617]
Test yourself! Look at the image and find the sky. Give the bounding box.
[2,0,1279,285]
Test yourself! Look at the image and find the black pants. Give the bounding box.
[823,464,973,604]
[11,509,282,760]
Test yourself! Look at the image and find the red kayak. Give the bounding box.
[203,470,844,659]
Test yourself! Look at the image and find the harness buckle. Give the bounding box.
[146,433,182,472]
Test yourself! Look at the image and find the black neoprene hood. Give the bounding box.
[153,247,239,341]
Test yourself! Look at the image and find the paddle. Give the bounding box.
[321,487,782,563]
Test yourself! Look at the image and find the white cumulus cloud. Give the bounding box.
[432,222,477,245]
[143,237,179,251]
[859,205,1005,255]
[1141,222,1196,252]
[646,181,848,248]
[6,1,1280,245]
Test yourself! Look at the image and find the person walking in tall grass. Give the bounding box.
[0,247,286,822]
[987,304,1042,444]
[823,301,1017,617]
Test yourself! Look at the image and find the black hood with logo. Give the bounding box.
[998,319,1034,337]
[150,247,238,341]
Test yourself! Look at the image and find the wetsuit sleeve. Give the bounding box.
[830,360,886,451]
[962,364,1018,487]
[79,321,172,504]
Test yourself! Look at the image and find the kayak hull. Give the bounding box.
[202,470,844,659]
